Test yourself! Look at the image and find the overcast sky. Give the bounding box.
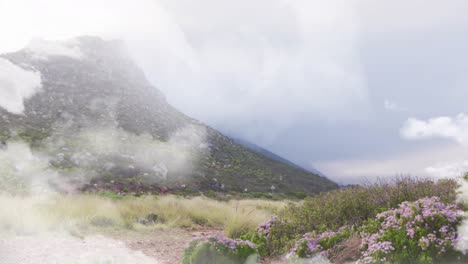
[1,0,468,183]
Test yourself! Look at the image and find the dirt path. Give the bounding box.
[0,233,158,264]
[105,228,223,264]
[105,228,289,264]
[0,228,284,264]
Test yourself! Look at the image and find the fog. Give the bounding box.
[0,141,160,263]
[43,124,208,183]
[0,58,42,114]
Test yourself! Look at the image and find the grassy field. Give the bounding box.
[0,194,286,238]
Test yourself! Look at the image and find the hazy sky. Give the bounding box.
[1,0,467,183]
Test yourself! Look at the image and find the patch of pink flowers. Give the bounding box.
[197,235,257,251]
[358,196,464,264]
[257,216,279,238]
[288,226,350,259]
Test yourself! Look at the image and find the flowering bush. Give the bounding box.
[287,226,352,262]
[258,216,279,238]
[242,216,294,257]
[181,235,258,264]
[358,196,466,263]
[266,178,458,257]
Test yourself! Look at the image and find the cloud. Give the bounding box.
[387,114,468,183]
[0,141,161,263]
[0,58,42,114]
[25,38,83,60]
[0,141,65,196]
[425,161,468,178]
[42,123,208,182]
[400,113,468,145]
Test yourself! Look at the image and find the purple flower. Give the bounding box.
[192,235,257,252]
[257,216,279,238]
[288,226,351,259]
[359,196,464,263]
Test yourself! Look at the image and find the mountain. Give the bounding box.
[233,138,327,177]
[0,36,338,195]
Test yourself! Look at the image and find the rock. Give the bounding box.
[137,213,159,225]
[146,213,158,223]
[137,217,149,225]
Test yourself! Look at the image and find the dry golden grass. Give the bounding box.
[0,194,287,238]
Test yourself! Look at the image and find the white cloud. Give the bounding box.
[400,113,468,145]
[379,113,468,184]
[425,160,468,178]
[25,38,83,60]
[0,58,42,114]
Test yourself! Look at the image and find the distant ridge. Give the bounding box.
[233,137,327,177]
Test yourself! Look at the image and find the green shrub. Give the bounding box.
[263,177,458,256]
[181,236,258,264]
[242,232,268,257]
[287,226,353,261]
[0,129,10,143]
[17,128,51,147]
[242,216,298,257]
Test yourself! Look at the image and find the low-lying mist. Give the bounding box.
[0,120,209,263]
[43,124,208,184]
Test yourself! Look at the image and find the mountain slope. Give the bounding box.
[0,36,338,194]
[233,137,327,177]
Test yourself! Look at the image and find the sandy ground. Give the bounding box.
[107,228,288,264]
[107,228,223,264]
[0,228,222,264]
[0,233,158,264]
[0,228,296,264]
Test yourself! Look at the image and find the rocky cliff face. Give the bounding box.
[0,36,338,195]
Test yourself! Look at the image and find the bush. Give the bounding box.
[242,216,279,257]
[243,216,301,257]
[181,236,258,264]
[358,196,466,263]
[264,177,459,256]
[288,226,352,261]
